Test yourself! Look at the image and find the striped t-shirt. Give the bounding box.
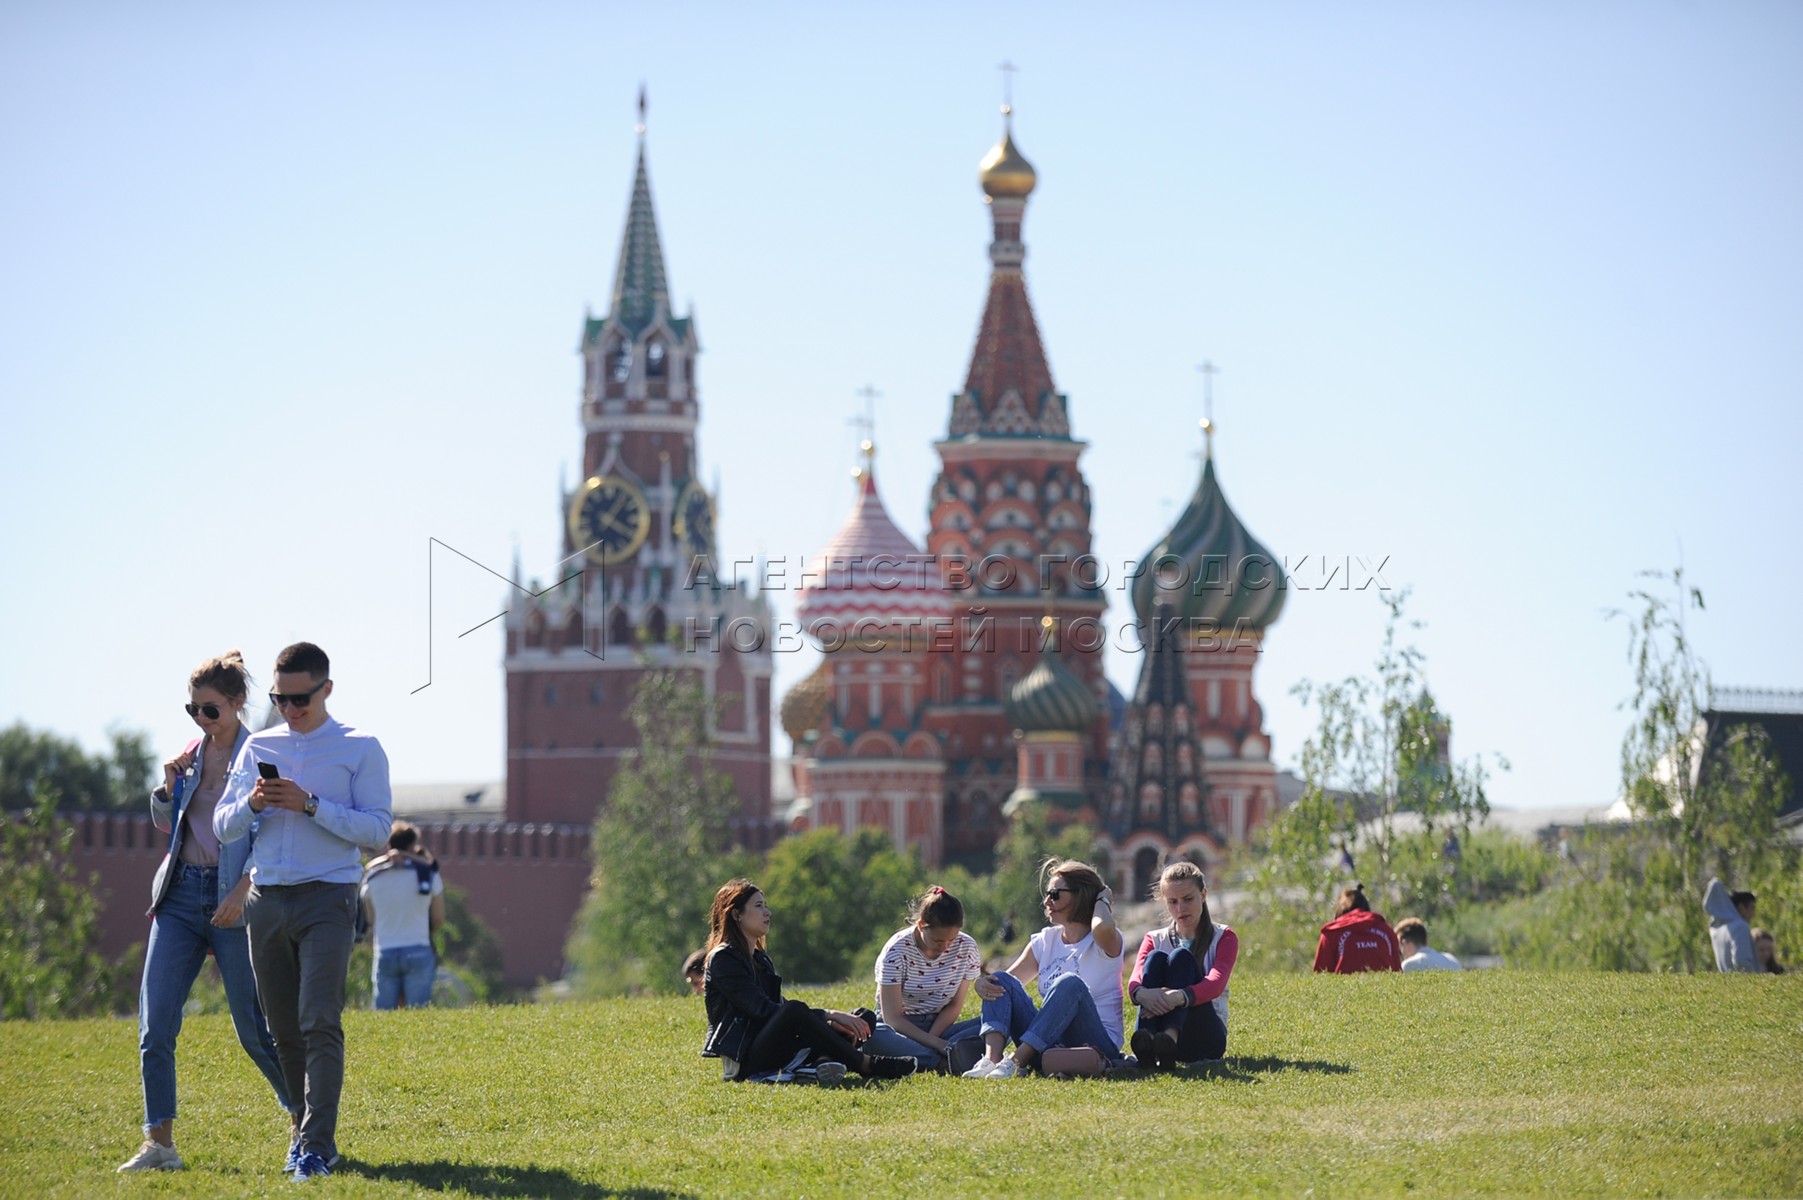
[873,927,983,1018]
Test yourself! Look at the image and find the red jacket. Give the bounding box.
[1312,908,1402,973]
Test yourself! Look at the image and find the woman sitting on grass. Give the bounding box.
[1312,883,1402,973]
[1128,860,1235,1070]
[962,860,1125,1079]
[700,879,917,1082]
[860,886,985,1072]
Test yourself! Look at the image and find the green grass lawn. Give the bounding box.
[1,971,1798,1198]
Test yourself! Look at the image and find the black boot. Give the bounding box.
[860,1054,918,1080]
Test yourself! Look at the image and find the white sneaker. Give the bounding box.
[813,1061,847,1084]
[961,1057,1002,1078]
[986,1058,1021,1080]
[117,1140,183,1172]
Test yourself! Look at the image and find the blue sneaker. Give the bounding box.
[284,1138,302,1174]
[290,1151,332,1182]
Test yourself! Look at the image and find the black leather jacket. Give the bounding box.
[702,945,784,1062]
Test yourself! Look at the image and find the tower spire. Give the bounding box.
[1197,360,1220,459]
[609,89,670,335]
[958,81,1059,439]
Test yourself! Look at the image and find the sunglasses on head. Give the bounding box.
[269,679,329,709]
[1044,887,1072,901]
[184,703,222,720]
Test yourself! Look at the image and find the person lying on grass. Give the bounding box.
[962,860,1125,1079]
[700,879,917,1082]
[1127,860,1236,1070]
[859,886,985,1073]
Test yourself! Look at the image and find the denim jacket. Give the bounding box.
[147,724,256,922]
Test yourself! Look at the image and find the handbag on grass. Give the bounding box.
[1039,1046,1107,1077]
[945,1037,986,1078]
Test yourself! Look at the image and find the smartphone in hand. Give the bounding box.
[256,761,281,781]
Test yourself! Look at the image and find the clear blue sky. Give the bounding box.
[3,2,1798,815]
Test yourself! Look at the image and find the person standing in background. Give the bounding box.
[360,822,445,1009]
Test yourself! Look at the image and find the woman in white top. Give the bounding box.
[859,886,985,1071]
[962,860,1125,1078]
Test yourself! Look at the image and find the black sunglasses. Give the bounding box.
[269,679,329,709]
[184,703,222,719]
[1044,887,1072,901]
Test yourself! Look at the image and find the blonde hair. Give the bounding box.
[191,649,252,709]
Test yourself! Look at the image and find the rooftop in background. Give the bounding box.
[1711,687,1803,715]
[391,782,506,822]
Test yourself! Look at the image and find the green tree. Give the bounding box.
[436,884,507,1002]
[563,670,747,997]
[986,804,1100,941]
[1,723,156,813]
[1501,569,1798,971]
[760,828,917,984]
[0,786,128,1018]
[1245,591,1500,969]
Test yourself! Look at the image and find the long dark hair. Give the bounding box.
[707,879,764,962]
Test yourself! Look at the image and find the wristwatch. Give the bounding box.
[303,794,319,818]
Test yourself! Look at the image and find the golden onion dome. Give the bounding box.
[979,122,1037,198]
[779,662,830,745]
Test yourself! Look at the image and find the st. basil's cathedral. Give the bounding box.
[505,103,1288,901]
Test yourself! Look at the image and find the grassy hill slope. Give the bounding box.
[1,971,1798,1198]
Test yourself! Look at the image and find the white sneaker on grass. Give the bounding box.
[961,1057,1002,1078]
[117,1140,183,1172]
[986,1058,1021,1080]
[814,1061,847,1084]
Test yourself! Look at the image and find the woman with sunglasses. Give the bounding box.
[118,652,294,1173]
[961,860,1125,1079]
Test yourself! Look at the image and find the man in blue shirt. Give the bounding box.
[215,642,391,1182]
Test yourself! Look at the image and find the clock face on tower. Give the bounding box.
[672,481,716,559]
[568,475,651,564]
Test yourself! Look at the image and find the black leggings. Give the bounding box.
[743,1000,862,1076]
[1136,949,1227,1062]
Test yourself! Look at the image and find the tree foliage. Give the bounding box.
[1,722,157,813]
[563,670,748,997]
[0,786,129,1018]
[1499,569,1798,971]
[760,828,918,984]
[1245,591,1500,969]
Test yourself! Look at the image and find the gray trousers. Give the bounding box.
[246,881,358,1160]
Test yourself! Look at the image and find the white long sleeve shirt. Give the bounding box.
[215,716,392,885]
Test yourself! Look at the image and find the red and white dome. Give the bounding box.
[796,463,952,641]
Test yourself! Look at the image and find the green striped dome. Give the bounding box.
[1005,636,1099,733]
[1130,456,1286,632]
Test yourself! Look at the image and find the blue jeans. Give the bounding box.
[139,865,293,1129]
[980,972,1123,1061]
[862,1015,983,1070]
[374,944,437,1010]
